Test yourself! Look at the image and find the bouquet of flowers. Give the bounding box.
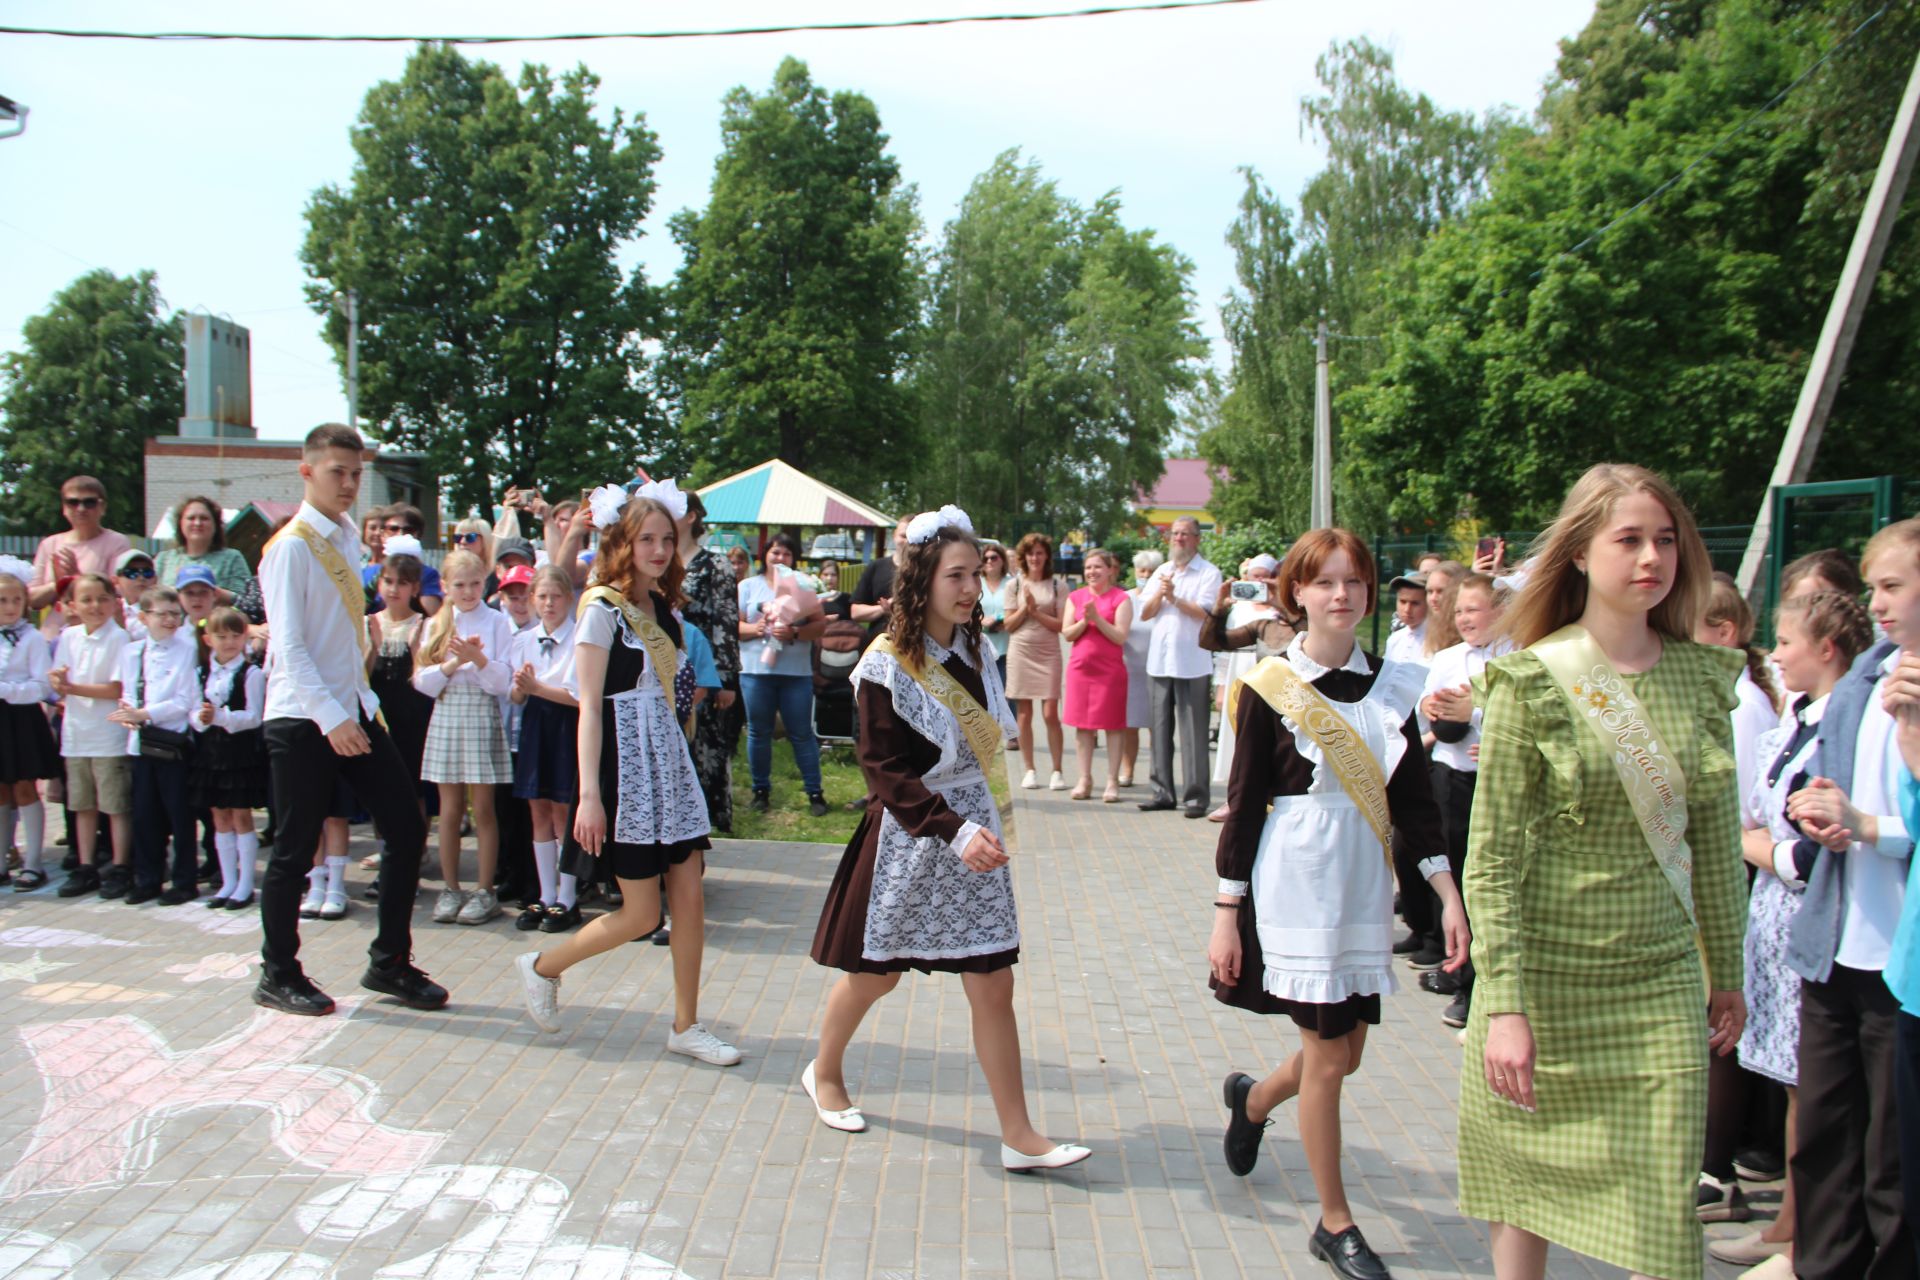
[760,567,821,668]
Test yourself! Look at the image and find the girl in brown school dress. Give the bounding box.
[804,505,1090,1172]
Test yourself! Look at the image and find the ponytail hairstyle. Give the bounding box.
[420,550,485,665]
[886,520,984,670]
[1777,589,1875,671]
[1502,464,1712,650]
[531,564,575,600]
[1702,577,1781,713]
[1782,546,1863,600]
[590,496,685,610]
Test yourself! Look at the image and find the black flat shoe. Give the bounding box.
[254,975,336,1017]
[1418,969,1460,995]
[1308,1221,1391,1280]
[158,885,198,906]
[125,883,161,905]
[751,791,771,814]
[1222,1072,1271,1177]
[205,895,230,910]
[1183,805,1209,819]
[539,904,580,933]
[808,794,829,818]
[224,892,255,910]
[1136,800,1176,812]
[360,963,449,1010]
[514,904,545,931]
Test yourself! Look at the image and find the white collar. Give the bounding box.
[1881,648,1901,677]
[210,652,247,672]
[1287,631,1369,679]
[297,502,344,539]
[540,617,574,642]
[1801,691,1831,725]
[925,629,978,670]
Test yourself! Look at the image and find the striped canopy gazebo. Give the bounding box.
[697,459,894,561]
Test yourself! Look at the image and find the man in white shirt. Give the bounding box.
[257,424,445,1018]
[1137,518,1222,817]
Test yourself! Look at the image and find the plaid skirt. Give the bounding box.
[421,683,512,785]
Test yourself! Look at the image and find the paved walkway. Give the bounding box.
[0,752,1768,1278]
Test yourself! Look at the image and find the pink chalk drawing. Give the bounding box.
[1,1001,444,1200]
[164,952,255,983]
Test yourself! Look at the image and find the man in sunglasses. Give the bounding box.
[28,476,133,615]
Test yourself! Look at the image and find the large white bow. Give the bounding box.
[0,555,33,586]
[381,534,423,561]
[588,483,629,530]
[905,504,974,546]
[634,477,689,520]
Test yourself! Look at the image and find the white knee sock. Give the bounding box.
[213,831,239,898]
[556,872,578,910]
[324,854,348,899]
[533,839,559,906]
[233,831,258,897]
[18,802,43,872]
[304,866,327,908]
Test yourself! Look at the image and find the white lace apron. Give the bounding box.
[857,633,1022,964]
[605,610,710,847]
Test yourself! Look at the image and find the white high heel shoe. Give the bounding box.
[801,1061,867,1133]
[1000,1142,1092,1172]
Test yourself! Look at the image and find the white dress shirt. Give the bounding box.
[1837,649,1911,972]
[263,502,380,734]
[53,620,129,757]
[412,603,516,699]
[117,629,201,754]
[195,656,266,735]
[1730,667,1781,829]
[1422,638,1512,773]
[512,615,580,699]
[1383,620,1429,669]
[1144,554,1222,681]
[0,622,52,705]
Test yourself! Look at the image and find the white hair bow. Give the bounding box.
[0,555,33,586]
[381,534,423,561]
[634,477,689,520]
[588,483,630,530]
[906,504,974,545]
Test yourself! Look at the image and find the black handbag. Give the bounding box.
[135,642,195,763]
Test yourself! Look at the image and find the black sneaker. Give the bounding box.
[61,850,80,872]
[1390,934,1421,956]
[1733,1147,1785,1183]
[125,882,162,905]
[514,903,545,932]
[56,865,101,897]
[254,973,336,1017]
[1441,992,1470,1029]
[808,794,829,818]
[751,791,771,814]
[1222,1072,1270,1177]
[1404,942,1446,971]
[1418,968,1460,996]
[98,867,132,900]
[1308,1221,1391,1280]
[158,885,198,906]
[361,963,449,1010]
[1697,1173,1751,1223]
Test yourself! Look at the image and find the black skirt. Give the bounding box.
[512,697,580,803]
[0,702,60,784]
[191,725,269,810]
[561,834,708,884]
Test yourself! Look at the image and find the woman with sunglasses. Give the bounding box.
[27,476,133,615]
[155,495,253,605]
[979,541,1013,685]
[451,518,499,599]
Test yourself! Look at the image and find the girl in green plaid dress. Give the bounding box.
[1459,465,1748,1280]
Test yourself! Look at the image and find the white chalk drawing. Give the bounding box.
[0,926,140,950]
[163,952,254,983]
[0,952,74,983]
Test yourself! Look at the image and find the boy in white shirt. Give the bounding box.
[109,586,203,904]
[47,574,130,898]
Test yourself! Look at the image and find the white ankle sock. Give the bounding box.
[233,831,258,897]
[533,839,559,905]
[556,872,578,910]
[324,855,347,899]
[305,867,327,907]
[18,802,43,871]
[213,831,239,898]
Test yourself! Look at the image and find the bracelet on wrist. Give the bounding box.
[1214,901,1241,910]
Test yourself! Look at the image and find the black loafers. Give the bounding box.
[1222,1072,1271,1177]
[1136,799,1176,812]
[254,975,337,1017]
[361,964,449,1010]
[1309,1221,1392,1280]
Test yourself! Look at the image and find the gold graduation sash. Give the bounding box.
[1532,624,1696,925]
[264,516,379,718]
[578,586,687,733]
[867,634,1004,773]
[1228,657,1393,865]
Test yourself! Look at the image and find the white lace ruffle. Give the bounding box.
[609,688,709,846]
[1261,963,1397,1004]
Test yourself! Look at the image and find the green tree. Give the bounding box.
[911,150,1204,541]
[301,44,662,514]
[662,58,919,497]
[0,269,183,535]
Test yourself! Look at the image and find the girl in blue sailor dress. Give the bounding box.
[801,511,1091,1172]
[513,492,740,1067]
[1208,529,1466,1280]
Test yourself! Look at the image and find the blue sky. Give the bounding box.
[0,1,1595,442]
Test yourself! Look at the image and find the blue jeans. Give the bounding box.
[740,673,822,796]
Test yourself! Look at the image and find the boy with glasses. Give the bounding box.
[28,476,133,616]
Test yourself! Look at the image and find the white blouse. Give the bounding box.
[412,603,515,699]
[196,656,266,734]
[0,623,52,705]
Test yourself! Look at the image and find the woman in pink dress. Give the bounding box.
[1061,548,1133,802]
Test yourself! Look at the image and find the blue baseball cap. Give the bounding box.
[174,564,218,590]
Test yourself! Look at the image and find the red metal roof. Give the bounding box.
[1139,458,1218,510]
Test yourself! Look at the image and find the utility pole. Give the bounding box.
[1311,318,1333,529]
[345,289,360,430]
[1736,46,1920,596]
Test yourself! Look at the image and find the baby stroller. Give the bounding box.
[812,618,866,747]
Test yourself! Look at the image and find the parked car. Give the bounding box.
[807,532,861,561]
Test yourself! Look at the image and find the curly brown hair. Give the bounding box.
[1011,531,1054,580]
[886,523,984,670]
[590,496,686,610]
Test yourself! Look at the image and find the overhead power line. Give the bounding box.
[0,0,1264,46]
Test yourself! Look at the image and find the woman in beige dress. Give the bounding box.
[1004,532,1065,791]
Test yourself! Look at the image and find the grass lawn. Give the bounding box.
[721,733,1013,844]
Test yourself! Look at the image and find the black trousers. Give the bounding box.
[1430,761,1477,989]
[131,755,196,891]
[1794,963,1915,1280]
[496,778,533,895]
[263,716,427,986]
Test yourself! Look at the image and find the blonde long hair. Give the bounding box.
[1503,464,1712,650]
[421,550,485,665]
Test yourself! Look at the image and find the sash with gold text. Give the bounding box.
[867,634,1003,774]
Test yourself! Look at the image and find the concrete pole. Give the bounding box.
[1736,46,1920,596]
[1311,318,1332,529]
[345,289,360,431]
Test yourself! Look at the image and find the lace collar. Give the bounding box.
[924,629,978,671]
[1286,631,1369,679]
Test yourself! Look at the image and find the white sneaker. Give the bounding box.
[1048,771,1067,791]
[666,1022,742,1066]
[457,888,500,925]
[1738,1255,1795,1280]
[432,888,467,923]
[515,952,562,1033]
[1020,769,1039,790]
